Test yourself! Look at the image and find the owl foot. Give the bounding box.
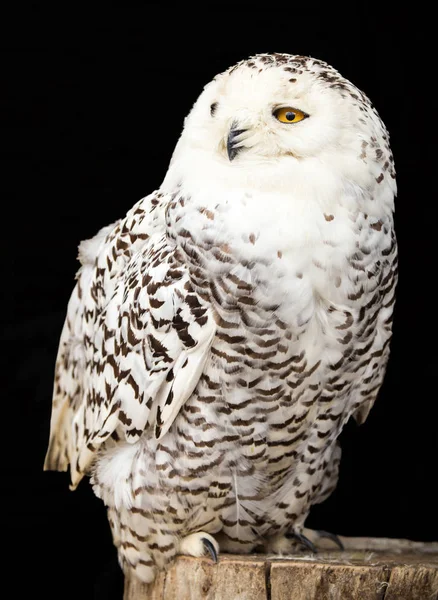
[265,528,342,555]
[264,531,316,554]
[202,537,219,563]
[316,529,344,550]
[302,527,344,551]
[179,532,219,563]
[285,531,318,553]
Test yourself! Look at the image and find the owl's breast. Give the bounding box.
[167,184,394,334]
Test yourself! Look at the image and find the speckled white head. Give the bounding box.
[162,53,396,211]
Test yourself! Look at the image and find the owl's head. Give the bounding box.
[163,54,395,204]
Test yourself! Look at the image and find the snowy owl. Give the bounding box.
[44,52,397,584]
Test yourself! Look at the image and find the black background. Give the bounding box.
[3,6,437,600]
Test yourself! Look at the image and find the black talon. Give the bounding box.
[285,531,318,554]
[316,530,344,551]
[202,538,218,563]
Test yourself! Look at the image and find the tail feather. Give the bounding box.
[44,399,72,472]
[44,397,88,489]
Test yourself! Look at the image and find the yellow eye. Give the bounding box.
[273,107,308,124]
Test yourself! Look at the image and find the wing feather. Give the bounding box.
[352,231,398,425]
[44,192,216,488]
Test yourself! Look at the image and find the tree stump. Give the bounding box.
[124,537,438,600]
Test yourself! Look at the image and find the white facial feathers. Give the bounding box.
[163,53,396,209]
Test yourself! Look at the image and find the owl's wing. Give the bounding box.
[352,230,398,426]
[44,193,216,488]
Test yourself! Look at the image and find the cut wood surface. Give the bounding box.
[124,540,438,600]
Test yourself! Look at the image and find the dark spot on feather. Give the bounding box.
[126,374,140,398]
[116,238,129,251]
[173,310,196,348]
[150,297,165,309]
[199,207,215,220]
[127,427,143,437]
[119,410,132,426]
[148,335,171,361]
[165,389,174,406]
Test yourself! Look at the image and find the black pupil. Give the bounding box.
[210,102,218,116]
[285,111,296,121]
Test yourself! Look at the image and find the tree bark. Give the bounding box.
[124,538,438,600]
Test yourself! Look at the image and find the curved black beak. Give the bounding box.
[227,125,247,161]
